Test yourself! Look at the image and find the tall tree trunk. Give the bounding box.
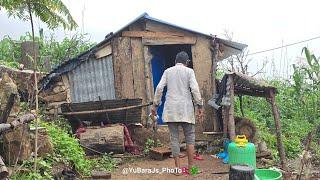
[27,1,39,171]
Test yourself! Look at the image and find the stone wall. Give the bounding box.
[40,75,71,117]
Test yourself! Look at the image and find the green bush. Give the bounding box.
[12,119,117,179]
[0,32,95,71]
[233,47,320,160]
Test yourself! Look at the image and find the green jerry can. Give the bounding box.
[228,135,256,169]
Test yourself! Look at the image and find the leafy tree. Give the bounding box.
[0,0,77,30]
[0,0,78,171]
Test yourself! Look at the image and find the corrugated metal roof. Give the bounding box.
[39,12,247,90]
[68,55,115,103]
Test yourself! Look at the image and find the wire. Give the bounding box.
[248,35,320,56]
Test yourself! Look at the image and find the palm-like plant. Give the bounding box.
[0,0,77,171]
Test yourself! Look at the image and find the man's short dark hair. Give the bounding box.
[175,51,190,65]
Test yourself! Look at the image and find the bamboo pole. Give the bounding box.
[268,90,287,171]
[59,103,152,116]
[27,1,39,171]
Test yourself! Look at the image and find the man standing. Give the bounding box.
[152,51,204,174]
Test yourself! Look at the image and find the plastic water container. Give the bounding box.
[228,135,256,169]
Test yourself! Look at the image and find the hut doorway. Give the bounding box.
[150,44,193,124]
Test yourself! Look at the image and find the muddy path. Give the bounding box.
[111,154,229,180]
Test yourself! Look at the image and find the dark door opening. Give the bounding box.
[150,44,193,124]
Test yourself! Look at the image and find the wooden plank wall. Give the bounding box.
[129,23,148,122]
[192,35,216,133]
[111,37,135,99]
[111,21,217,130]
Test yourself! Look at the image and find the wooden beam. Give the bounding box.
[268,90,287,171]
[95,44,112,59]
[122,31,184,38]
[59,102,152,116]
[142,36,196,45]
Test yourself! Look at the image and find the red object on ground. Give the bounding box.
[119,123,140,155]
[181,167,189,175]
[194,154,204,160]
[76,125,86,138]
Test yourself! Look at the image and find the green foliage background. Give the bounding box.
[233,48,320,160]
[12,118,117,179]
[0,32,95,71]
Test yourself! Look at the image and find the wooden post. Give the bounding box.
[222,107,228,138]
[268,90,287,171]
[211,40,219,131]
[228,75,236,141]
[143,46,154,127]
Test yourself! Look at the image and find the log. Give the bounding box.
[79,125,125,155]
[229,165,255,180]
[268,90,287,171]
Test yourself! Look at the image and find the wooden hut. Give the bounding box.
[39,13,247,133]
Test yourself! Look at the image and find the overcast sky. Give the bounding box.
[1,0,320,79]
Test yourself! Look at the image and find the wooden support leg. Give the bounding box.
[268,90,287,171]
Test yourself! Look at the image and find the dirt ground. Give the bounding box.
[111,154,229,180]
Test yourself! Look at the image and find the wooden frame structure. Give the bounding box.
[221,72,287,171]
[39,13,247,133]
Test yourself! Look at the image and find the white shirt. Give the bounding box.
[153,63,203,124]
